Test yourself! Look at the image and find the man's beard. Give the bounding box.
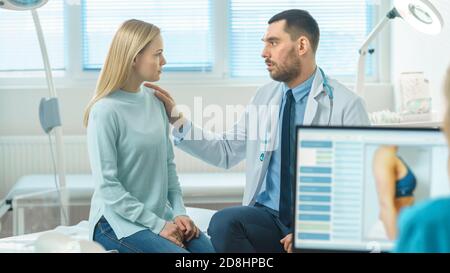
[267,49,301,83]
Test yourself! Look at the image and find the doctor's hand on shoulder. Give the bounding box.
[280,233,293,253]
[144,82,184,125]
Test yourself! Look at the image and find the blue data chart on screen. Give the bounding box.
[296,139,364,243]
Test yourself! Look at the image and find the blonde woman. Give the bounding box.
[394,67,450,253]
[83,19,214,253]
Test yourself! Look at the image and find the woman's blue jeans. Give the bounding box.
[93,216,215,253]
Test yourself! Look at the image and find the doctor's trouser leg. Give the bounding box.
[207,205,288,253]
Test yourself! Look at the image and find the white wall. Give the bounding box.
[0,82,393,136]
[0,79,391,136]
[0,83,256,136]
[391,0,450,116]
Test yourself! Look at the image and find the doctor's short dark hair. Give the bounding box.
[268,9,320,54]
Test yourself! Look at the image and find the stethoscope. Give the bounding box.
[259,67,334,162]
[319,67,334,127]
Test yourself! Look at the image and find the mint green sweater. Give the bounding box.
[87,86,186,240]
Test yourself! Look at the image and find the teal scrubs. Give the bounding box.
[394,197,450,253]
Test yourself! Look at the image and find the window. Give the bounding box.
[0,0,64,71]
[229,0,375,78]
[0,0,380,82]
[82,0,213,72]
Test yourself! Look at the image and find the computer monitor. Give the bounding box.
[293,127,449,253]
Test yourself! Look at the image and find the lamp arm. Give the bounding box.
[31,9,68,225]
[355,8,399,97]
[31,9,56,97]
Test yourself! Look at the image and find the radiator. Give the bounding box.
[0,135,245,198]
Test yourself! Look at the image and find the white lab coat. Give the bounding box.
[174,68,370,206]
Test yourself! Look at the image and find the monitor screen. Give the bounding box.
[294,127,449,252]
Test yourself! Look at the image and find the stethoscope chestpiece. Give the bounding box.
[259,153,265,162]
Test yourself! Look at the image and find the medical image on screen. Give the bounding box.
[294,128,449,252]
[363,145,432,242]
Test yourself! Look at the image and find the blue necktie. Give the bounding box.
[279,90,295,228]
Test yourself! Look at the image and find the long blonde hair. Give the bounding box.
[83,19,160,127]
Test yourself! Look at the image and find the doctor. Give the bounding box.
[147,9,370,253]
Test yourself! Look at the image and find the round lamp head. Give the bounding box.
[0,0,48,10]
[394,0,444,35]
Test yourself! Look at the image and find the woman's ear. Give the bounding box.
[132,54,140,67]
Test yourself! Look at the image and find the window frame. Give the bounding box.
[0,0,390,89]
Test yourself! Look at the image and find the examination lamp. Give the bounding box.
[0,0,68,225]
[0,0,48,10]
[355,0,444,97]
